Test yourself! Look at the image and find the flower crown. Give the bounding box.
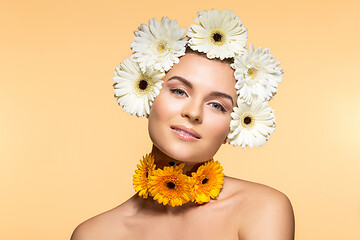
[113,9,283,149]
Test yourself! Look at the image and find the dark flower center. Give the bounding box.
[146,172,148,178]
[169,161,175,166]
[244,116,252,125]
[166,181,176,189]
[212,32,223,42]
[138,80,148,90]
[202,178,209,184]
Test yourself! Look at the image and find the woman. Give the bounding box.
[71,9,294,240]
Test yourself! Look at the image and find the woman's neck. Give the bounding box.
[150,145,204,176]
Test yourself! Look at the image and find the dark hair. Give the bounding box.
[184,46,234,65]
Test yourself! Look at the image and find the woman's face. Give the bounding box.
[148,52,237,163]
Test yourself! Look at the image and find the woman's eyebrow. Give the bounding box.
[209,92,234,106]
[167,75,234,106]
[167,76,193,88]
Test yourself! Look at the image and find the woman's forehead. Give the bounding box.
[165,53,237,95]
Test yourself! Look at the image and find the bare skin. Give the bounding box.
[71,53,294,239]
[71,173,294,240]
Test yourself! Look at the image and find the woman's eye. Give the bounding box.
[210,102,226,112]
[170,88,186,96]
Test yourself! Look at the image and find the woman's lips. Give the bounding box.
[170,125,201,142]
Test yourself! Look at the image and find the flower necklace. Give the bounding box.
[133,153,224,207]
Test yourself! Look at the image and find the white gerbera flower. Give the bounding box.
[113,55,165,117]
[187,9,247,60]
[130,17,188,73]
[232,44,283,104]
[227,99,275,149]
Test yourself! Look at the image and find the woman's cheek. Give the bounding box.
[164,95,184,113]
[210,115,231,137]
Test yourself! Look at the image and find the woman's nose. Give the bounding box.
[181,99,203,123]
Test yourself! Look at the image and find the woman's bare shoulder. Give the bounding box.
[223,176,295,240]
[70,197,136,240]
[224,176,291,200]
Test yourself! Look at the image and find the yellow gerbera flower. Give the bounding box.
[148,163,191,207]
[190,159,224,204]
[133,154,156,198]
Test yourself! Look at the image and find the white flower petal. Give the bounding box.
[131,17,187,73]
[227,100,276,148]
[112,55,165,117]
[233,44,283,104]
[187,9,247,60]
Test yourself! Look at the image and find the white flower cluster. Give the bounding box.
[113,17,187,117]
[113,9,283,149]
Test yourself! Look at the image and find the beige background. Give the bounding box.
[1,0,359,239]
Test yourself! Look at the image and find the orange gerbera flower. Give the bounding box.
[133,154,156,198]
[190,159,224,204]
[148,163,191,207]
